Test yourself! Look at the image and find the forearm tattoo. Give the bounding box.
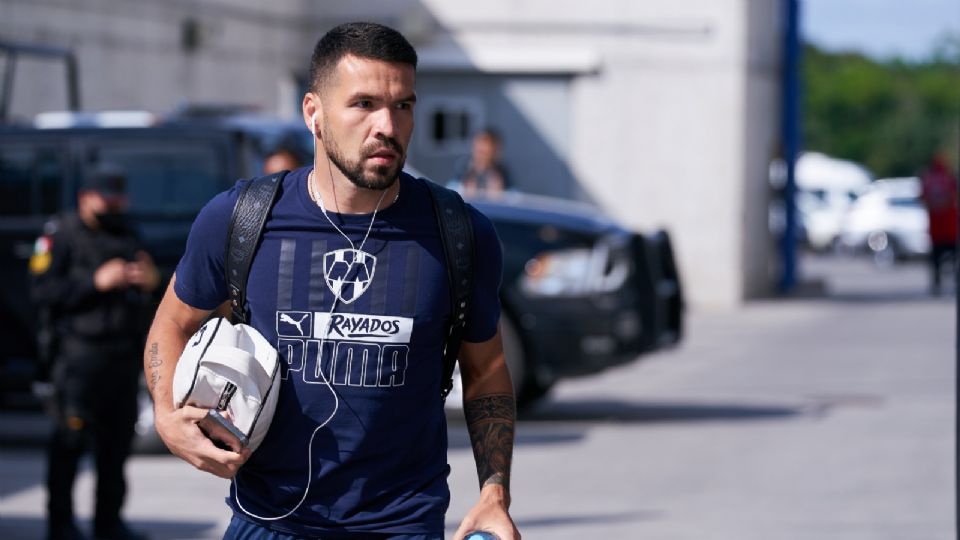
[147,341,162,393]
[464,393,516,493]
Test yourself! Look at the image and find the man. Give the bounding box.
[262,146,302,175]
[455,129,510,197]
[919,153,958,295]
[145,22,520,540]
[31,165,159,540]
[262,138,306,175]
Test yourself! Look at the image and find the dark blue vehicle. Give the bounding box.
[0,111,683,414]
[453,190,682,403]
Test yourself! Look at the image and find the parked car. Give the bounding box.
[838,177,930,265]
[0,111,299,408]
[441,189,683,406]
[0,111,683,448]
[795,152,873,251]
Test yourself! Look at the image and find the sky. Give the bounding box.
[802,0,960,60]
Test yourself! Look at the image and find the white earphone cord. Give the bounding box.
[233,295,341,521]
[234,123,388,521]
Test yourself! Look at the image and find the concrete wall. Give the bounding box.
[1,0,310,119]
[1,0,783,308]
[409,0,784,307]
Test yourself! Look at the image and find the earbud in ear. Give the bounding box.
[310,112,318,137]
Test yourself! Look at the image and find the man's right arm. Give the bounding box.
[144,274,251,478]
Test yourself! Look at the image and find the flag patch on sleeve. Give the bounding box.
[29,236,53,275]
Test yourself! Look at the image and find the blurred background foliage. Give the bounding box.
[803,33,960,178]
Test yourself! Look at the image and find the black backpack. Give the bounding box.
[224,171,474,400]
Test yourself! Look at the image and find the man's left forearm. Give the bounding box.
[464,392,516,501]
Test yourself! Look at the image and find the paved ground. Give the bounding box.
[1,253,955,539]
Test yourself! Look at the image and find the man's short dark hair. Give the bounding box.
[308,22,418,93]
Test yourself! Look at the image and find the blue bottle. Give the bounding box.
[463,532,499,540]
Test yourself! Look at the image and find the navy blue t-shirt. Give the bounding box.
[174,168,502,537]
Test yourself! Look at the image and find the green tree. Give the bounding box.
[803,41,960,177]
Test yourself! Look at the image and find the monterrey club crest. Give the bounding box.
[323,248,376,304]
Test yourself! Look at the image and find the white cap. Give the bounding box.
[173,317,281,453]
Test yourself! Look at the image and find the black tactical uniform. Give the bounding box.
[31,197,152,540]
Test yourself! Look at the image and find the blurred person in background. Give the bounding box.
[919,153,957,295]
[30,165,159,540]
[455,128,510,197]
[262,138,306,175]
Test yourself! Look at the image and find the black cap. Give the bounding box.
[82,164,127,196]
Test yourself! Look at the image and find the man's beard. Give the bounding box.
[322,132,405,191]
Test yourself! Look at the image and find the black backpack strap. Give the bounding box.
[225,171,287,324]
[422,178,475,401]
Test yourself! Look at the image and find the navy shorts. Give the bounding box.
[222,515,444,540]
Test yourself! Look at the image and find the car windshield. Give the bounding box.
[88,141,225,217]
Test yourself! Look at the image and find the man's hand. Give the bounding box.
[93,258,129,291]
[454,484,520,540]
[154,404,251,479]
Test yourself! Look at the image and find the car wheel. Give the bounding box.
[442,312,549,411]
[501,313,553,408]
[500,314,525,398]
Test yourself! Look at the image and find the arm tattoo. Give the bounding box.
[147,341,162,393]
[464,393,515,494]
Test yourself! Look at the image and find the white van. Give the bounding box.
[795,152,873,250]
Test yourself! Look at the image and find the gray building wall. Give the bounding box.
[1,0,783,308]
[2,0,310,119]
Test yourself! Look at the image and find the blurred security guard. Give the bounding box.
[30,165,159,540]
